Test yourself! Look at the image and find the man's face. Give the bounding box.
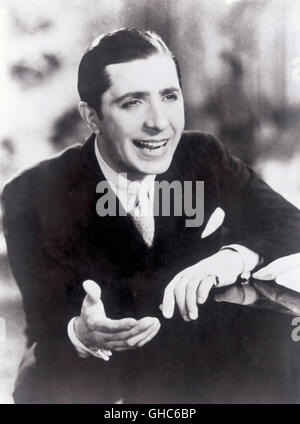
[96,53,185,180]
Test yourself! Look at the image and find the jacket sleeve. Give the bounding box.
[208,135,300,266]
[1,173,80,351]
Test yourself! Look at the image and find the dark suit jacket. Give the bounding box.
[2,131,300,403]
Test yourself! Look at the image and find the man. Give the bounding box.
[2,28,300,404]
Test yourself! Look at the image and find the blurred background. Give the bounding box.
[0,0,299,403]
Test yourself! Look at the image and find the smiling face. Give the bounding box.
[95,53,185,180]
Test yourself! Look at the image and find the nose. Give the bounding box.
[144,101,169,133]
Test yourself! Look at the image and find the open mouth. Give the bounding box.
[132,139,168,152]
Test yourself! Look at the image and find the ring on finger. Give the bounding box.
[205,274,220,287]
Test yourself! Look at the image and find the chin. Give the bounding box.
[141,160,171,176]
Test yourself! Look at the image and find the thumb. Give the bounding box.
[83,280,101,305]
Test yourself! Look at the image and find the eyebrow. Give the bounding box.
[113,87,181,104]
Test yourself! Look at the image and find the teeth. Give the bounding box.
[134,139,168,150]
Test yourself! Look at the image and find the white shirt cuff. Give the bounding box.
[221,244,260,276]
[67,317,111,361]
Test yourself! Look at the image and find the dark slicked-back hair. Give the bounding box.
[78,28,181,116]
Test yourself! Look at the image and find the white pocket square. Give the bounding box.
[201,207,225,239]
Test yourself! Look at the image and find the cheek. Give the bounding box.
[102,122,136,160]
[169,104,185,130]
[109,114,139,141]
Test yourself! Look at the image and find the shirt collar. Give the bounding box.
[94,136,156,211]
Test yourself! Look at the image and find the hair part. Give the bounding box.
[77,28,181,117]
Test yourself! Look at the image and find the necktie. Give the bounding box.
[130,185,155,247]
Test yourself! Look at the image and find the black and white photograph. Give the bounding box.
[1,0,300,406]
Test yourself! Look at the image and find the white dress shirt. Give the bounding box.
[94,136,156,215]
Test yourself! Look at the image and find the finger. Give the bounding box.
[253,253,300,280]
[174,276,190,320]
[197,275,215,304]
[114,322,161,351]
[95,349,111,361]
[103,319,158,349]
[92,317,138,333]
[185,277,200,320]
[81,280,106,320]
[83,279,101,304]
[161,273,182,319]
[137,321,161,347]
[98,317,157,342]
[126,318,160,347]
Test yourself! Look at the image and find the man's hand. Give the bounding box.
[214,253,300,315]
[75,280,161,353]
[253,253,300,293]
[161,249,244,321]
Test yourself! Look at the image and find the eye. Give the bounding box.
[121,99,142,109]
[163,93,178,102]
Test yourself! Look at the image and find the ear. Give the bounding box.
[78,101,100,134]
